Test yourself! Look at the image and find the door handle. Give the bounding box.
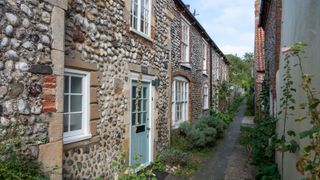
[147,127,151,131]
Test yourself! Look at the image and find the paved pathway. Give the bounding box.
[166,102,256,180]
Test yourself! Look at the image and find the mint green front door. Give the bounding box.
[130,81,150,166]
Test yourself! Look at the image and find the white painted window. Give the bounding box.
[130,0,151,36]
[63,69,91,144]
[181,18,190,63]
[202,41,208,74]
[172,77,189,127]
[203,84,209,109]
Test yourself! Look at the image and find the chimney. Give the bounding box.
[186,4,190,10]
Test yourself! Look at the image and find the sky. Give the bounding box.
[183,0,255,58]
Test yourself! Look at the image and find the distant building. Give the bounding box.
[254,0,266,113]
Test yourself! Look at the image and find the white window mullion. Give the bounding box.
[82,77,86,134]
[68,76,71,132]
[172,81,176,126]
[186,82,189,121]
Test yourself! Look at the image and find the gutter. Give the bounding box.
[258,0,269,28]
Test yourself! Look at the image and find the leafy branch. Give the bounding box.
[279,42,320,179]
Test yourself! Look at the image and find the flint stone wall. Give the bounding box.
[0,0,56,159]
[62,0,171,179]
[170,5,210,121]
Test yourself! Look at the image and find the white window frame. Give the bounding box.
[181,16,190,63]
[172,76,189,128]
[203,84,209,109]
[63,68,91,144]
[202,41,208,74]
[130,0,152,37]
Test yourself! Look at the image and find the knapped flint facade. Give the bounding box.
[63,0,173,178]
[0,0,228,179]
[170,0,229,126]
[259,0,282,115]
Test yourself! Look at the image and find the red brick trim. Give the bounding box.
[172,71,192,82]
[42,75,57,113]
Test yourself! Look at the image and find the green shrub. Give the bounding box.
[171,129,190,151]
[257,163,280,180]
[179,122,206,149]
[210,110,232,126]
[158,148,190,166]
[240,116,280,179]
[0,146,49,180]
[197,116,225,138]
[179,119,218,149]
[245,93,255,116]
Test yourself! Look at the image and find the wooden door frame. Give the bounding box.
[129,72,154,166]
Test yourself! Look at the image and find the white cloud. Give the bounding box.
[221,45,252,57]
[183,0,255,55]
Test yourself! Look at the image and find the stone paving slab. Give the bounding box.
[241,116,255,126]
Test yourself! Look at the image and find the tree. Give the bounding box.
[226,53,253,92]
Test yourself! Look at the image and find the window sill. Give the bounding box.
[130,28,153,43]
[172,120,188,129]
[181,63,191,69]
[63,134,92,144]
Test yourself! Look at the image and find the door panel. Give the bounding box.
[131,81,150,166]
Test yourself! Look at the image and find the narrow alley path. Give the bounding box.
[191,102,255,180]
[191,102,256,180]
[166,102,256,180]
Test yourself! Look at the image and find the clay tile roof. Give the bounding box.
[255,27,265,72]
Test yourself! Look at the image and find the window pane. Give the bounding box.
[143,100,147,111]
[184,46,188,62]
[71,95,82,112]
[143,113,147,124]
[145,22,149,34]
[134,17,137,29]
[138,113,142,124]
[138,99,142,112]
[132,113,136,125]
[64,76,69,93]
[133,0,138,30]
[132,99,136,112]
[64,95,69,112]
[185,83,188,101]
[140,20,145,33]
[63,114,69,132]
[70,113,82,131]
[143,87,147,98]
[71,77,82,93]
[132,86,137,98]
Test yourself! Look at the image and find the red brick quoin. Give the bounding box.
[42,75,57,113]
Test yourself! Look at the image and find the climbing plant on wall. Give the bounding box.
[278,42,320,179]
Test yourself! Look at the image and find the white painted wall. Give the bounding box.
[276,0,320,179]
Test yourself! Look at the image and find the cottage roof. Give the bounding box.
[173,0,230,65]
